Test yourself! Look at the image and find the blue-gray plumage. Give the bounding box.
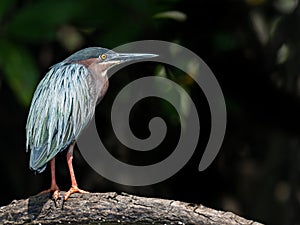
[25,47,157,200]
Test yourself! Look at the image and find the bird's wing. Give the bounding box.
[26,63,97,173]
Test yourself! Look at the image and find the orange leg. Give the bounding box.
[64,143,88,201]
[39,158,60,200]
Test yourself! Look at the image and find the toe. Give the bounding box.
[64,186,89,201]
[77,188,89,194]
[52,190,60,200]
[39,185,60,200]
[64,192,71,201]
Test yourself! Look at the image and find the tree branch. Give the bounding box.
[0,192,264,225]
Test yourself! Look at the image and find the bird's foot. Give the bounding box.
[64,186,89,201]
[39,184,60,200]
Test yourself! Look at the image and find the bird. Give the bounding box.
[26,47,157,201]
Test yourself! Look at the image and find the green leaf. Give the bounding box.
[7,0,90,41]
[0,39,39,107]
[154,11,187,22]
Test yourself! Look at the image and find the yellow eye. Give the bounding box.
[101,54,107,60]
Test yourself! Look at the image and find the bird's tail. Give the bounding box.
[29,145,49,173]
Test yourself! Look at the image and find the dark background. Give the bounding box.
[1,0,300,224]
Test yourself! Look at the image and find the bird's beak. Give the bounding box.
[110,53,158,63]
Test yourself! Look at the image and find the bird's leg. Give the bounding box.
[39,158,60,200]
[64,143,88,201]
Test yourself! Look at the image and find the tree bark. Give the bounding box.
[0,192,263,225]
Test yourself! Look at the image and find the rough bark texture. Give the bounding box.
[0,192,264,225]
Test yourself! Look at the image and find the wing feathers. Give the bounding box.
[26,63,96,172]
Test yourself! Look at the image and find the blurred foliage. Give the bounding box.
[1,0,300,225]
[154,10,187,22]
[0,0,179,106]
[0,40,38,106]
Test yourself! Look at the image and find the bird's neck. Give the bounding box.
[86,62,109,104]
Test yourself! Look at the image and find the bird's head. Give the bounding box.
[63,47,157,76]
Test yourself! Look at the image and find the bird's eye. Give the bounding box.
[100,54,107,60]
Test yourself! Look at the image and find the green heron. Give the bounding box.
[26,47,157,200]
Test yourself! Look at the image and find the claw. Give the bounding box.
[39,185,60,201]
[64,186,89,201]
[52,189,60,201]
